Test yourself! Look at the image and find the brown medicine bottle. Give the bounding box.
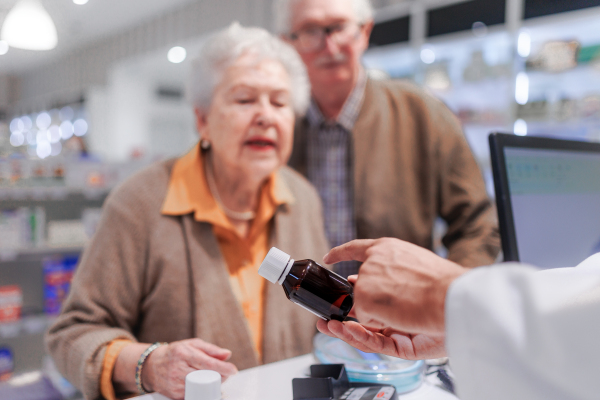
[258,247,353,321]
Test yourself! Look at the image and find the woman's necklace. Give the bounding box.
[205,154,256,221]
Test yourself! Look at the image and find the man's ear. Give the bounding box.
[359,20,374,52]
[194,108,209,138]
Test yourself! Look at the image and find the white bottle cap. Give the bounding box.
[185,370,221,400]
[259,247,293,285]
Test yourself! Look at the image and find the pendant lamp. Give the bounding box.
[1,0,58,50]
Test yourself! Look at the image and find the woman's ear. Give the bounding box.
[194,108,209,139]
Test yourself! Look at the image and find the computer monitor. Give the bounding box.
[489,133,600,269]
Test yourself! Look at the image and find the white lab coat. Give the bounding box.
[446,253,600,400]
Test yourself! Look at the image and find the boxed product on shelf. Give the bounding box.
[46,219,87,248]
[0,207,45,251]
[0,285,22,323]
[43,256,78,315]
[0,346,14,381]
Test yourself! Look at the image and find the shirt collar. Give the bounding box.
[306,68,367,131]
[161,143,295,228]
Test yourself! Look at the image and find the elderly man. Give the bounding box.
[276,0,500,276]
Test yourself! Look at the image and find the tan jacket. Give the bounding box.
[290,78,500,267]
[45,160,329,400]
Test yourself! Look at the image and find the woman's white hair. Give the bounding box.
[187,22,310,116]
[274,0,374,35]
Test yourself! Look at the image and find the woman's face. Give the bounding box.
[196,55,295,184]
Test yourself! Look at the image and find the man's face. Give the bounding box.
[288,0,372,89]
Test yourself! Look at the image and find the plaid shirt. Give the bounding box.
[306,71,367,278]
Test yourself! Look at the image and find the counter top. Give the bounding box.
[134,354,458,400]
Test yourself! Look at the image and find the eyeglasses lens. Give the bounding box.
[294,23,358,52]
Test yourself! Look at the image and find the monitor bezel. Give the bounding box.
[489,132,600,262]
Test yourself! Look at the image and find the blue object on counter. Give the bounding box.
[313,333,425,394]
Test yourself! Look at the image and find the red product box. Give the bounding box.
[0,285,23,323]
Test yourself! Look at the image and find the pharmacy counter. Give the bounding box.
[134,354,457,400]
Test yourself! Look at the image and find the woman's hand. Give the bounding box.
[143,339,238,400]
[317,319,446,360]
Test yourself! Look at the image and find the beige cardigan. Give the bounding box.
[45,160,329,400]
[290,78,500,268]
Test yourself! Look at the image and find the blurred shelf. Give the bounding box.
[0,314,56,340]
[0,247,84,263]
[0,187,109,201]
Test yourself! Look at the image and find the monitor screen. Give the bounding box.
[504,147,600,269]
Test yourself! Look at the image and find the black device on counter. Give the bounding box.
[292,364,398,400]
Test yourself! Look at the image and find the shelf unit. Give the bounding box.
[0,191,107,379]
[363,3,600,197]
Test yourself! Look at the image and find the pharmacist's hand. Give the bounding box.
[144,338,238,400]
[317,319,446,360]
[324,238,467,335]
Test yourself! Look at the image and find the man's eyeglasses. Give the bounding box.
[288,22,361,53]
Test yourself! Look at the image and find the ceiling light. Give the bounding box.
[472,21,488,38]
[73,119,88,136]
[0,40,8,55]
[168,46,187,63]
[10,132,25,146]
[36,112,51,130]
[515,72,529,105]
[420,48,436,64]
[60,121,74,139]
[21,115,33,129]
[59,106,74,121]
[514,119,528,136]
[73,0,89,4]
[518,32,531,58]
[10,118,24,133]
[1,0,58,51]
[36,141,51,159]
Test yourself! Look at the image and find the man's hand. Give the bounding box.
[317,319,446,360]
[324,238,467,335]
[143,339,238,400]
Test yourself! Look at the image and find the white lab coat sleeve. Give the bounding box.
[446,253,600,400]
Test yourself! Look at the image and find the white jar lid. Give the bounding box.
[185,370,221,400]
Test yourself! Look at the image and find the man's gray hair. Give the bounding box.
[274,0,374,35]
[188,22,310,115]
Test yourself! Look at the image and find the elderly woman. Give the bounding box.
[46,23,329,400]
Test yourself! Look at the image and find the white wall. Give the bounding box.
[86,49,197,162]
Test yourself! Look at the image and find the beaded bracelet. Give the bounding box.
[135,342,167,395]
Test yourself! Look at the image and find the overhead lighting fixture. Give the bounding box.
[518,32,531,58]
[472,21,488,38]
[420,48,435,64]
[515,72,529,105]
[514,119,528,136]
[73,0,89,4]
[0,0,58,51]
[168,46,187,64]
